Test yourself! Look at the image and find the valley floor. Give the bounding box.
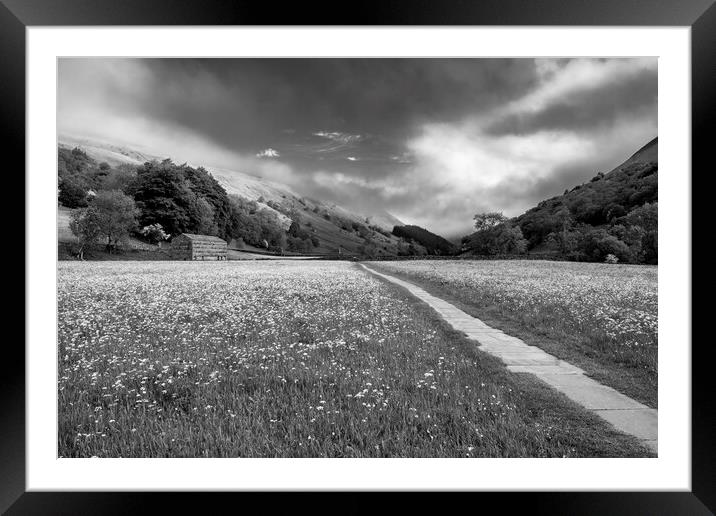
[57,260,654,458]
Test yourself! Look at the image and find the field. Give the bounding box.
[368,260,658,407]
[58,261,651,457]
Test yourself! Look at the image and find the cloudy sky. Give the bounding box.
[58,58,657,237]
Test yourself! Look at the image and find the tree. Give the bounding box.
[553,206,575,253]
[604,203,627,222]
[473,212,507,232]
[100,164,136,192]
[623,202,657,233]
[91,190,139,252]
[495,225,528,254]
[288,220,301,237]
[59,175,90,208]
[69,207,102,259]
[580,228,631,263]
[195,197,218,235]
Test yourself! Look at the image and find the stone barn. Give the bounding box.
[170,234,228,260]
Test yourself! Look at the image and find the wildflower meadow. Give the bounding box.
[58,261,651,457]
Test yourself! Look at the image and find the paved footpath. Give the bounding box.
[359,263,658,454]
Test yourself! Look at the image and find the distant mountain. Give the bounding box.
[58,134,419,257]
[392,225,458,255]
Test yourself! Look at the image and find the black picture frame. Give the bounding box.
[5,0,712,513]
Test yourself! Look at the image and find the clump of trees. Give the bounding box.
[286,217,316,253]
[464,212,528,256]
[229,195,286,251]
[58,147,108,208]
[125,159,236,240]
[539,202,657,263]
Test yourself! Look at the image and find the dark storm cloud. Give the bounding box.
[485,66,658,136]
[58,57,657,237]
[126,58,539,151]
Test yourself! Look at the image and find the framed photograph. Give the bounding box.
[7,0,711,512]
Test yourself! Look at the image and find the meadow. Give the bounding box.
[368,260,658,407]
[58,261,651,457]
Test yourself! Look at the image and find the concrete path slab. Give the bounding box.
[594,409,658,441]
[507,364,585,375]
[359,263,657,455]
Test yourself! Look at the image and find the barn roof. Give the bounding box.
[175,233,227,243]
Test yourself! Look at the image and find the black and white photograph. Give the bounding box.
[56,57,660,459]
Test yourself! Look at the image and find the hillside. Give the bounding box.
[392,225,458,255]
[463,137,658,264]
[620,137,658,168]
[59,134,402,231]
[515,137,657,245]
[58,134,422,257]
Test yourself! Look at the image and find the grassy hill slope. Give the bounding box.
[516,137,657,247]
[58,135,425,257]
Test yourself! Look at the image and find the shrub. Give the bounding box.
[140,223,170,243]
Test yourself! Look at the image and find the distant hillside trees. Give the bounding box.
[286,217,315,253]
[369,224,392,238]
[392,225,457,255]
[100,164,137,192]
